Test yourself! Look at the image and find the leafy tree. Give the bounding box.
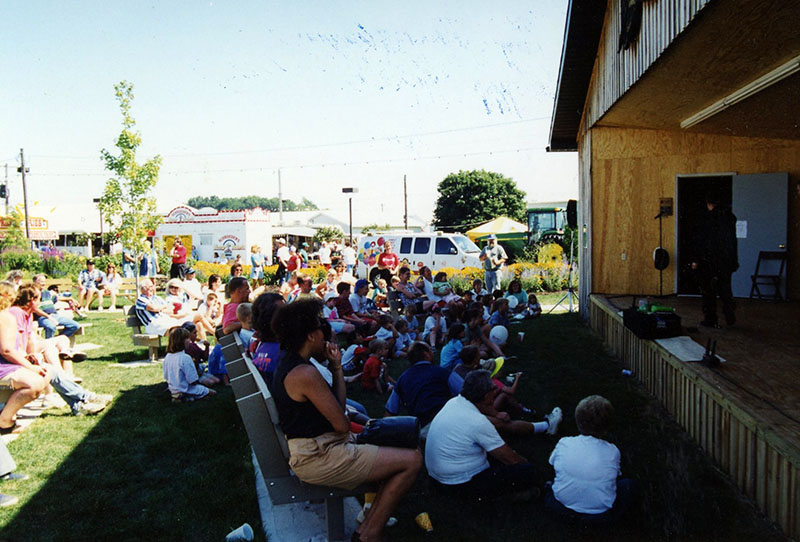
[97,81,162,281]
[0,209,30,251]
[313,226,344,245]
[186,195,318,212]
[360,223,393,236]
[433,170,526,232]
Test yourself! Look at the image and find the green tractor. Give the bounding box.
[527,202,568,247]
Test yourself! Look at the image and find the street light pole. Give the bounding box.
[341,187,358,244]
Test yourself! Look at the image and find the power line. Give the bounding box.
[27,145,542,177]
[26,116,548,161]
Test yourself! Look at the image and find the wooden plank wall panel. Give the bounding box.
[582,0,711,135]
[590,295,800,538]
[589,127,800,299]
[578,131,593,319]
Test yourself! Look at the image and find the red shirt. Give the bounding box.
[362,355,382,390]
[172,244,187,264]
[287,254,300,272]
[377,252,398,270]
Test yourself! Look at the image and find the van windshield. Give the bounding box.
[452,235,480,253]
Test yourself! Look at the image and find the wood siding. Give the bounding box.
[578,131,593,319]
[591,296,800,538]
[590,126,800,299]
[581,0,711,134]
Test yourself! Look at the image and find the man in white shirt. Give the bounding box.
[425,369,542,501]
[479,235,507,293]
[341,241,357,275]
[318,241,332,269]
[275,238,290,285]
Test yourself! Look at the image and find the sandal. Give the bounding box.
[0,422,22,435]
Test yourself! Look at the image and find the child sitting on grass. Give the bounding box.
[525,291,542,319]
[398,304,419,340]
[361,339,395,394]
[546,395,633,524]
[163,327,218,402]
[488,298,511,328]
[439,324,465,372]
[341,329,369,373]
[393,319,413,358]
[422,305,447,351]
[374,313,398,356]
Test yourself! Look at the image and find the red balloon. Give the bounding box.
[368,255,376,266]
[377,237,384,246]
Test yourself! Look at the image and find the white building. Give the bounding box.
[155,206,272,263]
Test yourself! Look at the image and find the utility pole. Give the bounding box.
[403,174,408,230]
[3,163,9,215]
[277,168,283,225]
[18,149,31,245]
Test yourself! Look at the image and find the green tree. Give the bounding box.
[312,226,343,245]
[98,81,162,281]
[0,210,30,251]
[186,195,318,212]
[433,170,526,232]
[359,223,392,236]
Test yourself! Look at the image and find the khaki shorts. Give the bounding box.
[287,432,379,490]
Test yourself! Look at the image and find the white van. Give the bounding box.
[356,231,482,283]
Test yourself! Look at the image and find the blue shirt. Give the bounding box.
[385,361,461,426]
[439,339,463,372]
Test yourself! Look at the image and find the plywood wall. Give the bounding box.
[590,127,800,299]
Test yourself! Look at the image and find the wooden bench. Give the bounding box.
[126,306,162,363]
[220,332,369,542]
[37,322,89,349]
[118,277,139,305]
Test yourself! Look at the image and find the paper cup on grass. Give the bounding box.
[518,332,525,343]
[415,512,433,532]
[226,523,254,542]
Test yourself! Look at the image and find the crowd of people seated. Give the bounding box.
[177,248,634,540]
[12,244,629,534]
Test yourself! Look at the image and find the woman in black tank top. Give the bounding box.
[272,299,422,542]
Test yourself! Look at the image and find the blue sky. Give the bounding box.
[0,1,576,226]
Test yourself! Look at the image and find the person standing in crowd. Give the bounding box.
[318,241,332,270]
[479,234,507,293]
[691,190,738,327]
[122,247,137,278]
[298,242,310,268]
[275,238,290,285]
[139,240,159,278]
[250,244,265,288]
[341,241,357,276]
[375,241,399,287]
[169,237,187,279]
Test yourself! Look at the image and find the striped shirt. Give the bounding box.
[135,294,166,326]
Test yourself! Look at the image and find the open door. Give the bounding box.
[731,173,788,297]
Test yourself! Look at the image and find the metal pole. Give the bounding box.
[348,197,353,244]
[4,163,8,216]
[19,149,31,244]
[403,174,408,230]
[278,168,283,225]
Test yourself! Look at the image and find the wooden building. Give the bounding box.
[549,1,800,537]
[550,0,799,314]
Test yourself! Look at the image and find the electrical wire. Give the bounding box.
[26,116,548,161]
[25,145,542,177]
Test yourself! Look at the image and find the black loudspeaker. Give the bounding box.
[566,200,577,229]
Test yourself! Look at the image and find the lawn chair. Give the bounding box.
[749,251,787,300]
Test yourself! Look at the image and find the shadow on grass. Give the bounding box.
[349,313,787,541]
[0,383,262,541]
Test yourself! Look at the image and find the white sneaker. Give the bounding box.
[356,504,398,527]
[74,401,106,416]
[545,407,563,435]
[86,393,113,406]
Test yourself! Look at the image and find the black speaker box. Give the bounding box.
[622,308,682,340]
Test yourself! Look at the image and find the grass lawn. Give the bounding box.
[0,310,262,541]
[0,297,786,541]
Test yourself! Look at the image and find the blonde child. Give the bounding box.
[236,302,254,346]
[163,327,217,402]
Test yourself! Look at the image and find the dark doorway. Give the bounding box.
[676,175,732,294]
